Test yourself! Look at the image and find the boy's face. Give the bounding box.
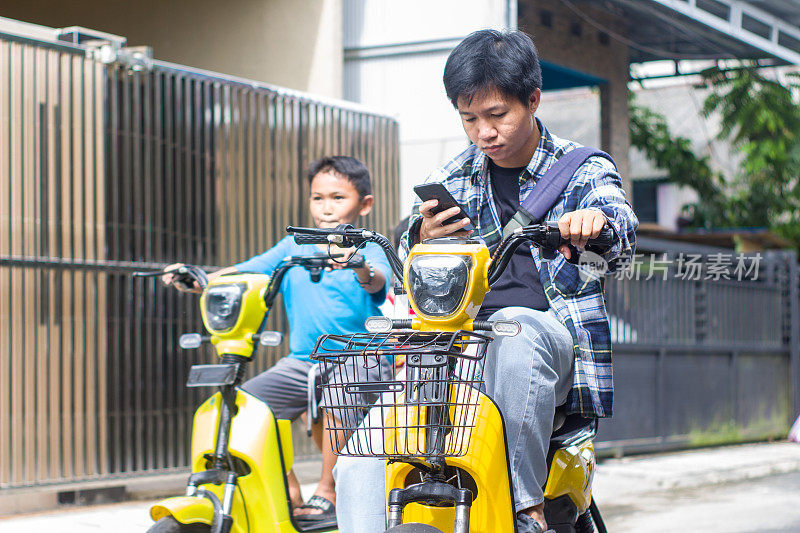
[309,170,374,228]
[456,85,541,168]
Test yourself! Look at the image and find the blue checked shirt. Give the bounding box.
[401,120,638,418]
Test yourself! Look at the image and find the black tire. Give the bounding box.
[147,517,211,533]
[385,524,444,533]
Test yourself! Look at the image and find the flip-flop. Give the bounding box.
[293,495,337,525]
[516,512,555,533]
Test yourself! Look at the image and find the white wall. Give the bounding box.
[1,0,343,98]
[343,0,514,216]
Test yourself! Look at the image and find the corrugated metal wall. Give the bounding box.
[0,29,400,489]
[0,34,109,488]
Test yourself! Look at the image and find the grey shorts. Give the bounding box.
[240,356,393,421]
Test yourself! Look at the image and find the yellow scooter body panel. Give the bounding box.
[150,497,221,528]
[543,441,595,514]
[404,243,491,330]
[200,273,270,358]
[151,389,312,532]
[386,386,515,533]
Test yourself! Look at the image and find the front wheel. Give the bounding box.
[147,517,211,533]
[385,524,444,533]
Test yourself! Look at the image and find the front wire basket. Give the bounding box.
[311,330,491,459]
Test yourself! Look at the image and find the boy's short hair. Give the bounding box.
[443,29,542,108]
[307,156,372,198]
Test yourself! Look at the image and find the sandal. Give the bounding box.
[516,512,555,533]
[293,495,337,525]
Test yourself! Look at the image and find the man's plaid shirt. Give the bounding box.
[401,120,638,418]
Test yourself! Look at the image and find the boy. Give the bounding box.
[165,156,391,526]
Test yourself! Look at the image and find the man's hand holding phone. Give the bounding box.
[414,183,475,242]
[419,199,474,241]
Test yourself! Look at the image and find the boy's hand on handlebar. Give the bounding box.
[418,200,473,241]
[161,263,203,293]
[557,209,607,260]
[326,248,359,270]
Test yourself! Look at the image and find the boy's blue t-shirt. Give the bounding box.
[235,237,391,361]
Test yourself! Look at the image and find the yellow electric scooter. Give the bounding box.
[134,255,355,533]
[287,224,611,533]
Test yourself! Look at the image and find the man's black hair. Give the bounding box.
[393,216,410,251]
[307,156,372,198]
[443,29,543,108]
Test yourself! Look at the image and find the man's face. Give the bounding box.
[457,86,541,168]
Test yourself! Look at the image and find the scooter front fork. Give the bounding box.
[185,470,237,533]
[387,482,472,533]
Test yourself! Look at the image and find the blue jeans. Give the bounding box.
[333,307,574,532]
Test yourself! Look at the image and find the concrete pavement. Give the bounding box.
[1,441,799,532]
[591,441,800,532]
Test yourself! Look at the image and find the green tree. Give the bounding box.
[629,66,800,245]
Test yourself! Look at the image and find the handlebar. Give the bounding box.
[286,224,374,247]
[516,221,614,250]
[263,253,364,306]
[293,233,331,246]
[487,222,614,286]
[133,264,209,291]
[287,220,615,291]
[286,224,405,282]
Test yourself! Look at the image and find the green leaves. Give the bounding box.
[629,66,800,247]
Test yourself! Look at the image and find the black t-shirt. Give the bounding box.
[477,160,550,320]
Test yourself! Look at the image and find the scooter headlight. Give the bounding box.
[204,283,246,332]
[407,255,471,317]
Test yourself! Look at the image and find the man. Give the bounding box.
[335,30,637,533]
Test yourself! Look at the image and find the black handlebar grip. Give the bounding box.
[392,319,413,329]
[347,254,366,269]
[546,223,615,252]
[586,226,616,251]
[472,320,493,332]
[293,233,329,245]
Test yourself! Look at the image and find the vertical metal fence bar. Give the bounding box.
[81,53,94,479]
[790,254,800,419]
[74,50,89,480]
[7,41,19,486]
[0,38,11,488]
[33,44,46,484]
[94,59,109,478]
[22,42,35,486]
[107,67,121,476]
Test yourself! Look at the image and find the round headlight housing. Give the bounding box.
[407,255,471,317]
[204,283,246,332]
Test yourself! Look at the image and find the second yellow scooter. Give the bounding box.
[136,255,356,533]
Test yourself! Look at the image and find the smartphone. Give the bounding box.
[413,183,475,230]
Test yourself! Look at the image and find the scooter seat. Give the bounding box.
[552,405,568,433]
[549,409,597,453]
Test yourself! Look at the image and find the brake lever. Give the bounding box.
[343,253,365,269]
[132,266,207,290]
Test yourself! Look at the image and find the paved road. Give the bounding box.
[2,442,800,532]
[598,471,800,533]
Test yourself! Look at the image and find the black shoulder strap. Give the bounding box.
[501,147,615,238]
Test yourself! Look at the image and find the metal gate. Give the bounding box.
[0,19,400,489]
